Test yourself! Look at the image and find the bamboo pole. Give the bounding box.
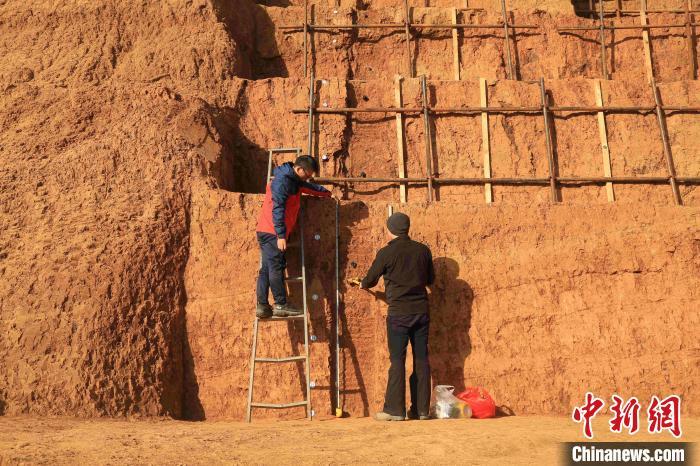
[501,0,516,79]
[686,0,697,79]
[558,23,700,31]
[573,8,700,15]
[279,23,540,31]
[403,0,413,78]
[599,0,609,79]
[311,176,698,185]
[421,76,434,202]
[307,71,315,160]
[312,103,700,112]
[292,105,700,114]
[480,78,493,203]
[394,76,408,203]
[452,8,461,81]
[640,0,655,84]
[303,0,308,78]
[651,82,683,205]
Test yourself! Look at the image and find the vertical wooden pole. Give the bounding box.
[651,82,683,205]
[539,78,559,203]
[307,71,315,160]
[246,318,259,422]
[599,0,609,79]
[594,80,615,202]
[303,0,308,78]
[640,0,655,84]
[589,0,595,19]
[403,0,414,78]
[298,206,313,421]
[452,8,461,81]
[500,0,515,79]
[480,78,493,204]
[616,0,622,19]
[394,76,408,204]
[420,76,434,203]
[686,0,697,80]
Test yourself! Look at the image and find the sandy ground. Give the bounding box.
[0,415,697,465]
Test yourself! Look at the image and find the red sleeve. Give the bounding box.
[300,186,332,198]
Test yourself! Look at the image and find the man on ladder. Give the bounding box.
[255,155,331,318]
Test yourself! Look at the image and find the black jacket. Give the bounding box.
[361,235,435,315]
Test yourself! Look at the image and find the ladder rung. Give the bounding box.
[255,356,306,363]
[285,276,303,282]
[269,148,301,153]
[261,315,305,321]
[251,401,307,409]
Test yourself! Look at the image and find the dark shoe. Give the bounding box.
[273,303,303,317]
[256,303,272,319]
[406,410,430,420]
[374,412,405,422]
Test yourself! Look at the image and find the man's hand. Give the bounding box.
[277,238,287,251]
[347,278,362,287]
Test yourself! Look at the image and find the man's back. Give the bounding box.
[361,235,435,315]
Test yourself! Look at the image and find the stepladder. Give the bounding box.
[246,147,313,422]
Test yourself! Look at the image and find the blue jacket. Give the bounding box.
[256,162,331,239]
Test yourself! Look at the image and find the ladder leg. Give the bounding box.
[249,147,313,422]
[299,203,313,420]
[246,317,259,422]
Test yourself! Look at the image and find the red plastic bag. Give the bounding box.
[456,387,496,419]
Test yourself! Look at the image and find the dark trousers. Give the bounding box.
[383,313,431,417]
[256,232,287,306]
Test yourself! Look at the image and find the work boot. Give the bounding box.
[406,409,430,421]
[256,303,272,319]
[273,303,303,317]
[374,412,405,422]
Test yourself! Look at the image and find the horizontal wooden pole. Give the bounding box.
[576,8,700,14]
[559,23,700,31]
[279,22,538,31]
[312,176,700,185]
[293,106,540,114]
[292,106,700,114]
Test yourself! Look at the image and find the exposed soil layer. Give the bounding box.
[186,186,700,419]
[1,416,697,465]
[260,7,699,82]
[0,0,256,417]
[227,77,700,206]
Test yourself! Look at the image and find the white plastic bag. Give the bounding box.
[430,385,472,419]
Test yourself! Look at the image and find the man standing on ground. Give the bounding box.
[357,212,435,421]
[256,155,331,319]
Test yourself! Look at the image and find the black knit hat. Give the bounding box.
[387,212,410,236]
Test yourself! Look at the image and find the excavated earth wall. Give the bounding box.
[0,0,698,420]
[185,186,700,419]
[228,77,700,206]
[259,7,700,83]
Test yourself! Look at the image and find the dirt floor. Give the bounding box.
[0,415,697,465]
[1,0,698,434]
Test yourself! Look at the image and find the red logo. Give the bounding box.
[573,394,682,439]
[572,392,605,439]
[609,395,641,434]
[648,395,682,438]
